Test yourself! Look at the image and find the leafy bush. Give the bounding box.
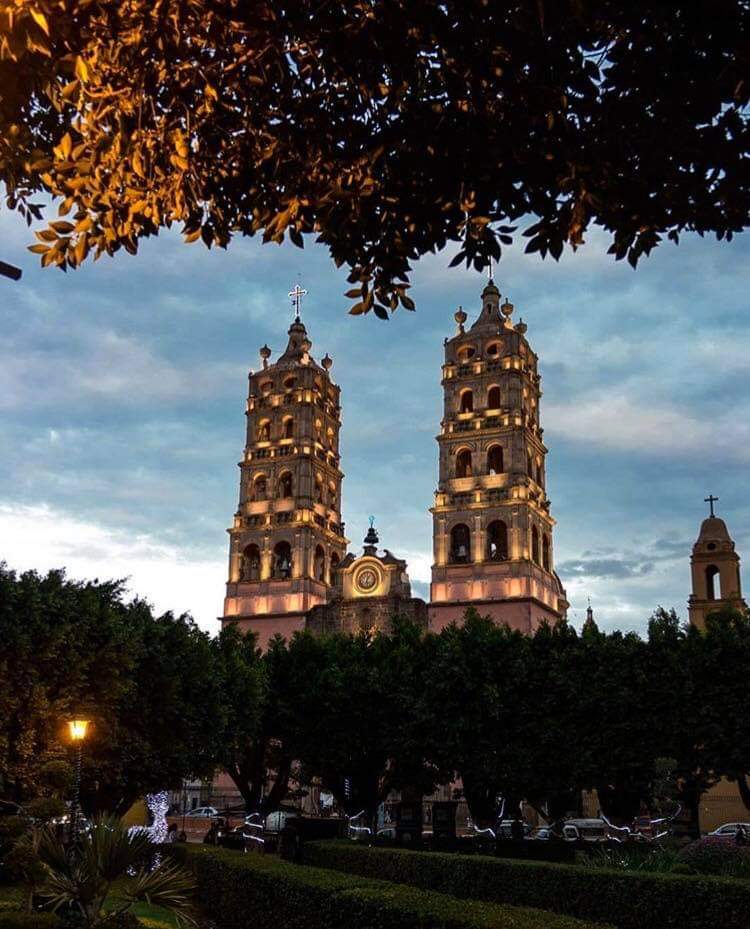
[677,836,750,878]
[303,840,750,929]
[174,844,610,929]
[580,844,682,874]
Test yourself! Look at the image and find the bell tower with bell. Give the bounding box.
[429,279,568,633]
[222,285,348,647]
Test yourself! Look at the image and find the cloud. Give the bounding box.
[545,392,750,462]
[557,556,655,580]
[0,502,225,632]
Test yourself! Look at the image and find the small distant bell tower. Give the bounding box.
[688,495,746,629]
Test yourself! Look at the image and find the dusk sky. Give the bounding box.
[2,208,748,635]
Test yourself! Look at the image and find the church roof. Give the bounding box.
[697,516,732,543]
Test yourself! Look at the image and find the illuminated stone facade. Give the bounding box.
[428,281,568,633]
[222,281,569,645]
[222,314,349,648]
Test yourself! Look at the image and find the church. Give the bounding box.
[221,280,569,647]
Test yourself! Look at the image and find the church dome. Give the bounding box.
[697,516,731,543]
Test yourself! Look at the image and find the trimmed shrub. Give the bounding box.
[303,839,750,929]
[677,836,750,877]
[0,915,58,929]
[175,844,610,929]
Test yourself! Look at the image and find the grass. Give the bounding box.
[0,887,24,912]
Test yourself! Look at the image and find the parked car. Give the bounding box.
[497,819,531,839]
[709,822,750,837]
[185,806,218,818]
[528,826,552,841]
[562,818,609,842]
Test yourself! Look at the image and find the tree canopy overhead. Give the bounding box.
[1,1,749,315]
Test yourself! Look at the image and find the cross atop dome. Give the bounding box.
[705,494,719,518]
[288,283,307,321]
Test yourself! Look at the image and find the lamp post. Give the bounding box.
[67,718,89,843]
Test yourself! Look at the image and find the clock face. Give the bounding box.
[356,568,378,592]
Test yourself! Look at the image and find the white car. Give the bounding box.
[185,806,218,818]
[709,822,750,837]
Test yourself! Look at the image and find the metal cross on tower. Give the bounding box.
[704,494,719,517]
[289,283,307,319]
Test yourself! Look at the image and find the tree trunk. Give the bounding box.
[462,774,499,830]
[736,773,750,812]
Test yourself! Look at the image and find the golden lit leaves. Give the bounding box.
[2,1,750,313]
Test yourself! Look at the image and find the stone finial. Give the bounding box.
[363,516,379,554]
[321,353,333,372]
[515,317,527,335]
[260,344,272,369]
[501,297,514,320]
[454,306,467,334]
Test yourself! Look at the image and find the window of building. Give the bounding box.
[330,552,340,577]
[273,541,292,579]
[450,524,471,563]
[456,448,473,478]
[283,376,296,390]
[487,521,508,561]
[531,525,540,564]
[527,453,534,479]
[487,445,504,475]
[458,346,475,362]
[257,419,271,442]
[459,389,474,413]
[542,534,550,571]
[241,544,261,581]
[486,342,500,357]
[260,380,273,394]
[706,564,720,600]
[487,385,501,409]
[278,472,293,498]
[313,545,326,582]
[252,474,267,501]
[283,417,294,439]
[315,474,324,504]
[327,426,335,447]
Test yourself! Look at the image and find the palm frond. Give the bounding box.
[126,861,197,925]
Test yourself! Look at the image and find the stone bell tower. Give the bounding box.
[688,496,746,629]
[222,287,348,647]
[429,280,568,633]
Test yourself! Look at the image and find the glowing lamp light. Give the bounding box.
[68,719,90,741]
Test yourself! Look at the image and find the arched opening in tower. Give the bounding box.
[486,521,508,561]
[450,523,471,563]
[705,564,720,600]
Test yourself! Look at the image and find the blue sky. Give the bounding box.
[1,208,749,634]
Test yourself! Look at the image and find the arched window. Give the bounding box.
[487,386,501,409]
[313,545,326,582]
[283,417,294,439]
[273,541,293,579]
[315,475,324,504]
[531,526,540,564]
[486,342,500,358]
[283,376,296,390]
[706,564,720,600]
[260,381,273,395]
[450,523,471,564]
[456,449,473,478]
[257,419,271,442]
[527,453,534,479]
[241,544,261,581]
[458,346,475,362]
[487,445,504,475]
[486,521,508,561]
[328,482,337,506]
[330,552,340,578]
[542,534,550,571]
[535,458,543,485]
[278,472,293,498]
[459,389,474,413]
[326,426,335,448]
[251,474,267,501]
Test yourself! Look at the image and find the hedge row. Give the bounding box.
[174,844,611,929]
[303,840,750,929]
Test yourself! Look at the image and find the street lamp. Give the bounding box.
[68,718,90,843]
